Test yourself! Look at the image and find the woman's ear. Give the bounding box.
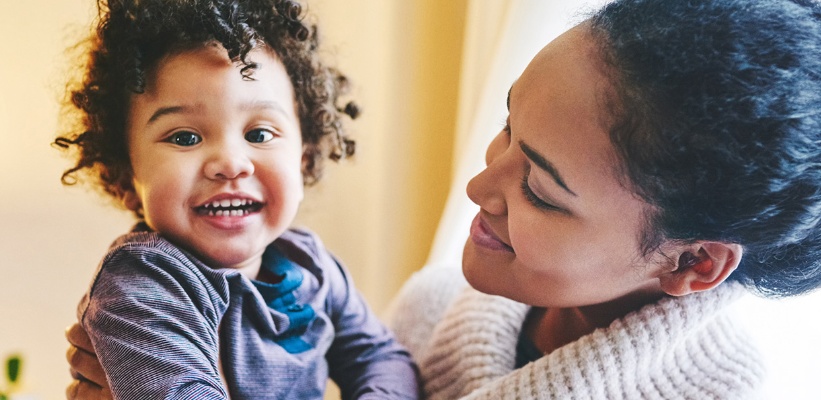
[659,242,743,296]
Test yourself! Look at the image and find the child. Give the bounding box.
[54,0,419,398]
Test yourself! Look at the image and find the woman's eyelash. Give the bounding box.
[520,173,561,212]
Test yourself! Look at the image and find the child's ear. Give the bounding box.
[121,189,142,213]
[301,144,314,178]
[658,242,743,296]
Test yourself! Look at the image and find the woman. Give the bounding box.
[67,0,821,398]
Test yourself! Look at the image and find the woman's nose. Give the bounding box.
[484,129,508,166]
[466,130,509,215]
[203,142,255,180]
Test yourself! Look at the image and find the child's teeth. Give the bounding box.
[202,198,255,213]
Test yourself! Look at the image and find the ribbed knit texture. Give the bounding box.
[390,266,765,400]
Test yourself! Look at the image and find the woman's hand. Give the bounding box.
[65,323,111,400]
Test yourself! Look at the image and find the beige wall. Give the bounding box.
[298,0,467,311]
[0,0,465,398]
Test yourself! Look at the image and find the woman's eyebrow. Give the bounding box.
[519,139,577,196]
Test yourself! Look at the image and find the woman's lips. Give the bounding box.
[469,214,514,253]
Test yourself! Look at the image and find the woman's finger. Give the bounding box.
[65,323,94,353]
[66,345,109,389]
[66,379,113,400]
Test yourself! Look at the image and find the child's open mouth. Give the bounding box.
[195,199,264,216]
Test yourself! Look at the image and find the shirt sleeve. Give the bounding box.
[79,242,230,400]
[323,253,421,400]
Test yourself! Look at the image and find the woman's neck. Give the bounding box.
[527,289,667,355]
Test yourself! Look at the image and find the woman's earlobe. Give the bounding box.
[659,243,743,296]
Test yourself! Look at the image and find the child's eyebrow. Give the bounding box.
[147,105,192,125]
[146,101,290,125]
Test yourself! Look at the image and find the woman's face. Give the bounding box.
[463,25,670,308]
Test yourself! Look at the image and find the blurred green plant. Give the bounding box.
[0,354,21,400]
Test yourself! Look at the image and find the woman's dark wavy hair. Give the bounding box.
[55,0,358,215]
[589,0,821,297]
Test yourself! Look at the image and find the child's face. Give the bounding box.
[463,25,670,309]
[125,44,303,278]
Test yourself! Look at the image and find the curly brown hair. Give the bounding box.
[54,0,358,216]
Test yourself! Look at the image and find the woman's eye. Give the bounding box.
[501,118,511,136]
[520,173,563,213]
[167,131,202,146]
[245,128,275,143]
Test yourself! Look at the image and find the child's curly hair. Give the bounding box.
[55,0,358,216]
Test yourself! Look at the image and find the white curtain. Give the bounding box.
[425,0,607,269]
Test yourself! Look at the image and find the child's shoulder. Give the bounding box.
[109,225,165,250]
[89,224,234,305]
[105,225,185,262]
[101,224,222,281]
[80,226,231,335]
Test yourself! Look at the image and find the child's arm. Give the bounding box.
[323,255,420,400]
[79,242,230,400]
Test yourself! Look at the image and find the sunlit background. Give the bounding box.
[0,1,817,399]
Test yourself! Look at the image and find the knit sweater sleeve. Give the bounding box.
[78,235,231,400]
[386,263,469,364]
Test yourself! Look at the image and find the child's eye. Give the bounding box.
[166,131,202,146]
[245,128,275,143]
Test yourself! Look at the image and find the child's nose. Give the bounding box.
[203,143,255,180]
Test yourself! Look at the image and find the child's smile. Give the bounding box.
[194,193,266,228]
[125,43,304,279]
[196,195,264,217]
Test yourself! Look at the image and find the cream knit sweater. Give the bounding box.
[389,265,766,400]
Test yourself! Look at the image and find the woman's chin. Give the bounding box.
[462,259,504,297]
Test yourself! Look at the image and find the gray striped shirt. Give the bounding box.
[78,225,419,399]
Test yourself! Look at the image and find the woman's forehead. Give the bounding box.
[509,24,634,203]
